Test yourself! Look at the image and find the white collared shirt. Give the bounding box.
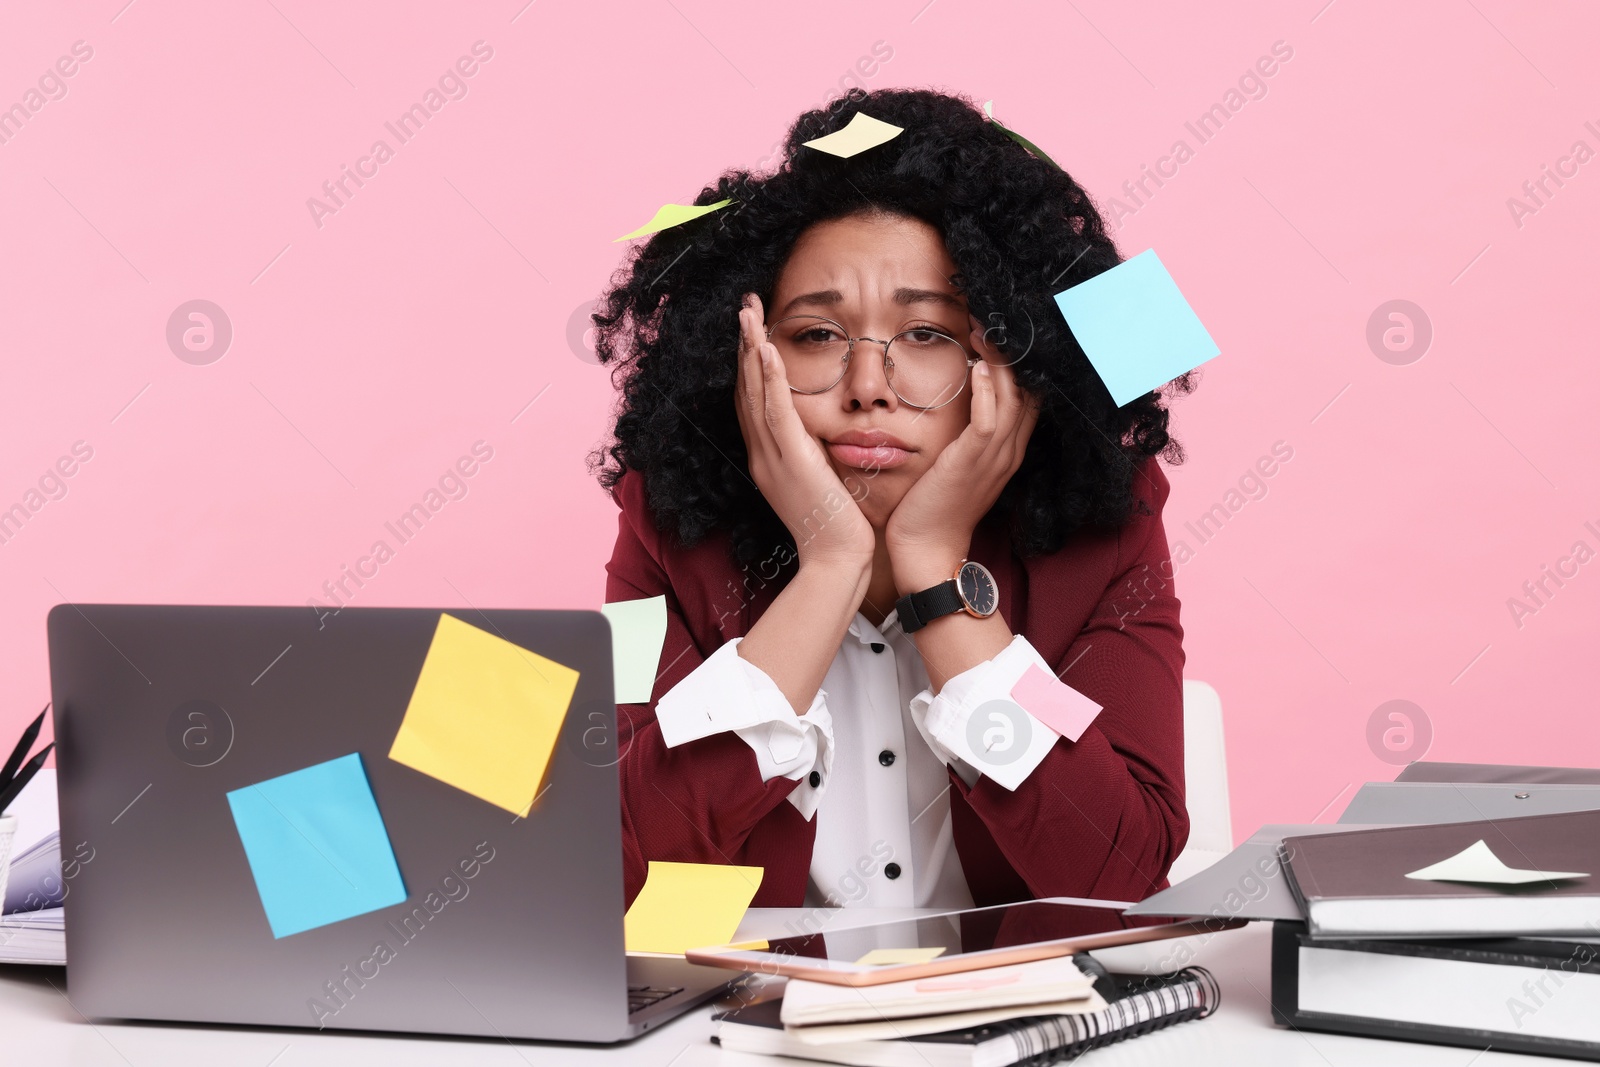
[653,608,1060,909]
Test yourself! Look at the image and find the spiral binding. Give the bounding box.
[991,965,1219,1067]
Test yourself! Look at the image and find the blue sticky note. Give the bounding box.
[226,753,407,938]
[1053,248,1219,407]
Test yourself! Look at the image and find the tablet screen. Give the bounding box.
[763,900,1174,964]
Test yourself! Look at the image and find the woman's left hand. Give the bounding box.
[886,313,1041,589]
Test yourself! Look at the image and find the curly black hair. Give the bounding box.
[586,86,1194,571]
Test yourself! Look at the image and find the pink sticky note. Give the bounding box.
[1009,664,1102,742]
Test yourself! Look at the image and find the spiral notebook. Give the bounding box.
[713,957,1218,1067]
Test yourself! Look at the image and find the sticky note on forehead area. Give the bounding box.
[388,613,580,816]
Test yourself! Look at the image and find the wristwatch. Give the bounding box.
[895,559,999,634]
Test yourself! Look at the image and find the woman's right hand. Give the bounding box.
[734,292,875,572]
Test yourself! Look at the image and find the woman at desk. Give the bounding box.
[588,88,1192,912]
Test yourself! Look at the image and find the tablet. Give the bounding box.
[685,898,1240,986]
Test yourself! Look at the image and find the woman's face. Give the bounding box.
[767,210,974,529]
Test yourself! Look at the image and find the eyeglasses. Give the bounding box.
[764,315,982,410]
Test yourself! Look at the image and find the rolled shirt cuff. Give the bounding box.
[652,636,834,820]
[909,633,1059,791]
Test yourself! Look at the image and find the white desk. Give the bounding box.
[0,909,1540,1066]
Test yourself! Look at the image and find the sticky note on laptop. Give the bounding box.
[600,596,668,704]
[1053,248,1219,407]
[227,753,407,938]
[388,613,580,816]
[624,861,763,954]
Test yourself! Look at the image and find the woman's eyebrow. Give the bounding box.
[778,287,965,317]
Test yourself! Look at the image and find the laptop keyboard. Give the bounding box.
[627,985,684,1014]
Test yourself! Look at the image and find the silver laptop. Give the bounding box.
[47,603,738,1041]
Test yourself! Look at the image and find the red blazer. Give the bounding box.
[603,456,1189,909]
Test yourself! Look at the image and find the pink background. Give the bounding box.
[2,1,1596,844]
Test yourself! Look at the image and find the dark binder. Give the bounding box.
[1281,809,1600,939]
[1271,921,1600,1061]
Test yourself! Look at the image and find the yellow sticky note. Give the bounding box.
[624,861,763,954]
[600,596,669,704]
[855,947,947,966]
[614,198,733,242]
[388,613,580,816]
[800,112,904,158]
[725,939,770,951]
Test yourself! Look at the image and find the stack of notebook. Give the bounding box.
[1,768,67,966]
[1127,760,1600,1061]
[713,953,1219,1066]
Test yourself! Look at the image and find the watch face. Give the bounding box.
[957,562,998,615]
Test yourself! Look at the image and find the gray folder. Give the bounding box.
[1125,824,1387,922]
[1395,761,1600,785]
[1338,781,1600,824]
[1129,778,1600,923]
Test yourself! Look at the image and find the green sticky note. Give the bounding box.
[1053,248,1220,407]
[614,199,733,242]
[601,596,669,704]
[226,753,408,939]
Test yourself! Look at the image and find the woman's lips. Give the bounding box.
[825,441,912,469]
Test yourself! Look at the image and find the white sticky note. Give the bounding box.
[1404,840,1589,885]
[601,596,669,704]
[801,112,904,158]
[855,946,946,966]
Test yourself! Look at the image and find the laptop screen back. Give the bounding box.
[48,604,630,1041]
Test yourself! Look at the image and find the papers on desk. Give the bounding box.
[0,906,64,965]
[4,831,65,914]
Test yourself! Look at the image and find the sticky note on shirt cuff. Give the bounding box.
[1009,663,1102,742]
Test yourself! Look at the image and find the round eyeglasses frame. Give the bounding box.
[764,315,983,411]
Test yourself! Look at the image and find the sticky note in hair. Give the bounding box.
[801,111,904,158]
[983,100,1063,172]
[615,198,733,242]
[1009,663,1102,743]
[1053,248,1219,407]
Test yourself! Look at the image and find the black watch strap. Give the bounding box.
[895,579,965,634]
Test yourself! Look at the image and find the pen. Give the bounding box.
[0,704,48,791]
[0,741,54,814]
